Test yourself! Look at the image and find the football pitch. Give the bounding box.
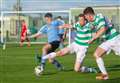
[0,44,120,83]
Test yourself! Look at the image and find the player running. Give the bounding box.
[20,20,30,47]
[41,14,97,73]
[29,13,67,76]
[83,7,120,80]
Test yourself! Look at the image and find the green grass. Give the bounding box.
[0,44,120,83]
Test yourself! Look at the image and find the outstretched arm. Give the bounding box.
[29,25,47,38]
[58,24,72,29]
[29,32,42,38]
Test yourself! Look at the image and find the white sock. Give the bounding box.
[42,52,56,60]
[80,66,87,72]
[96,58,107,75]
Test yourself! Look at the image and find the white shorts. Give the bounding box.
[99,34,120,55]
[67,42,88,63]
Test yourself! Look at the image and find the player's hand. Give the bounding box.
[88,38,95,44]
[88,40,93,44]
[64,24,72,29]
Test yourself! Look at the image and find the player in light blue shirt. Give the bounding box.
[38,21,62,43]
[30,13,65,75]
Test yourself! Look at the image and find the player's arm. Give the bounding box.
[55,20,72,29]
[88,27,106,44]
[29,25,47,38]
[29,32,42,38]
[58,24,72,29]
[88,14,107,44]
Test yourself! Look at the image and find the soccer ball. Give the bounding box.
[34,66,43,76]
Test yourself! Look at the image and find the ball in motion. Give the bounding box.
[34,66,43,76]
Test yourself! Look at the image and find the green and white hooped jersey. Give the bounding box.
[73,22,92,47]
[92,13,119,40]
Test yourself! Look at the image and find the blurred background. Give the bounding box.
[0,0,120,44]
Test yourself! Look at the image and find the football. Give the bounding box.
[34,66,43,76]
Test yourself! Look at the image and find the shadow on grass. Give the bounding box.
[107,64,120,72]
[42,68,73,76]
[43,72,58,75]
[94,65,120,83]
[99,77,120,83]
[62,68,73,72]
[95,64,120,73]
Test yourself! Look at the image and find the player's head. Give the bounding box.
[44,13,53,23]
[57,16,63,20]
[83,7,95,22]
[78,14,86,26]
[21,20,26,25]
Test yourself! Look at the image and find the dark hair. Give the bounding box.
[57,16,63,20]
[83,7,95,15]
[78,14,85,18]
[44,13,52,18]
[22,20,25,22]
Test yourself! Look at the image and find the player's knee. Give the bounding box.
[93,52,99,58]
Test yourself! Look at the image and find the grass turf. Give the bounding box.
[0,44,120,83]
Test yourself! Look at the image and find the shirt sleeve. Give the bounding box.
[56,20,64,26]
[96,14,106,30]
[38,25,47,34]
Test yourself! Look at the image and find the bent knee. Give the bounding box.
[93,52,100,58]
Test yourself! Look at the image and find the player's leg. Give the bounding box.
[42,42,75,60]
[74,47,97,73]
[36,41,63,71]
[40,42,75,71]
[94,47,109,80]
[26,37,31,47]
[40,43,72,71]
[94,41,110,80]
[42,47,71,60]
[74,51,86,72]
[20,39,25,47]
[36,47,70,73]
[20,33,26,47]
[47,41,64,70]
[40,43,52,69]
[34,43,52,76]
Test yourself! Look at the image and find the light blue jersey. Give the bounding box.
[38,20,63,43]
